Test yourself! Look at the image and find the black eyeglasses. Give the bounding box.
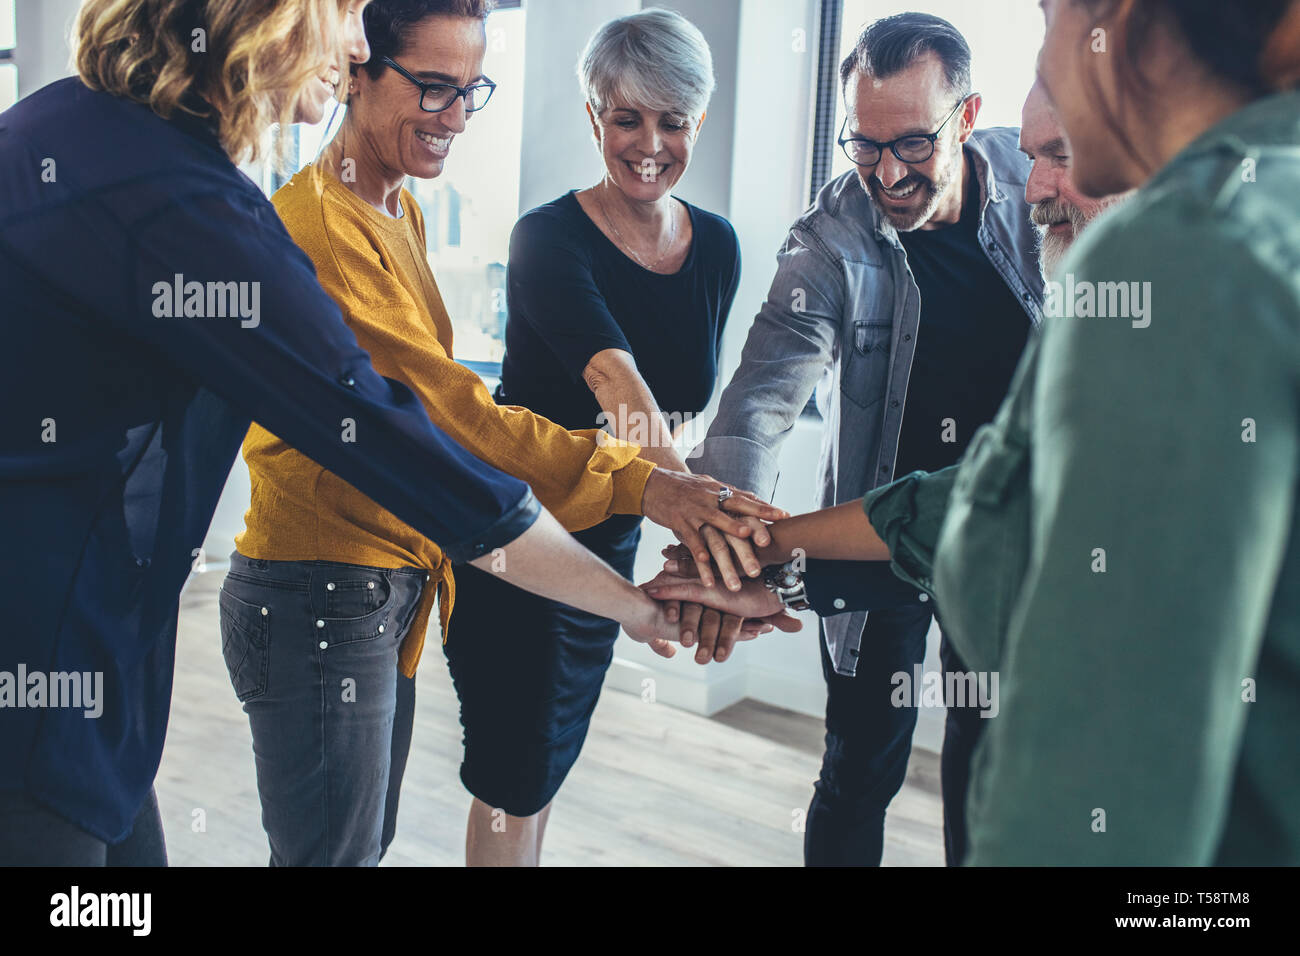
[380,56,497,113]
[838,94,973,167]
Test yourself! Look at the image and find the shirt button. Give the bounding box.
[367,581,375,589]
[315,619,325,628]
[260,607,269,616]
[326,582,336,591]
[340,373,356,388]
[378,624,385,634]
[903,334,912,341]
[318,640,328,649]
[918,593,929,603]
[890,400,900,408]
[833,598,846,610]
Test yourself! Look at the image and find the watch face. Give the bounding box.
[778,571,798,589]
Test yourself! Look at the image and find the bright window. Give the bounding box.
[823,0,1045,185]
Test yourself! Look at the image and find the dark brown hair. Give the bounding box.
[357,0,494,80]
[1069,0,1298,173]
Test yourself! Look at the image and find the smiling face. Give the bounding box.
[589,101,703,202]
[350,14,488,181]
[843,52,975,231]
[294,0,372,126]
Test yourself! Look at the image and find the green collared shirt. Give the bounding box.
[864,90,1300,865]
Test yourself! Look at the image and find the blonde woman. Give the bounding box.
[0,0,703,866]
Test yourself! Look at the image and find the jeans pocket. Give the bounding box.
[323,568,392,619]
[219,587,271,702]
[316,568,410,646]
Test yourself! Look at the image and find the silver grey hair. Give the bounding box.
[577,7,716,120]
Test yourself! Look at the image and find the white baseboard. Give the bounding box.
[605,655,749,716]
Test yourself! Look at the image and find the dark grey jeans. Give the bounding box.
[219,552,427,866]
[0,787,167,866]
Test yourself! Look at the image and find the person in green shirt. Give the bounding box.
[648,0,1300,865]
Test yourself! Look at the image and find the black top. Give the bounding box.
[498,191,741,434]
[0,78,537,842]
[894,167,1031,477]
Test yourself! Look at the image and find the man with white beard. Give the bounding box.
[1020,80,1131,278]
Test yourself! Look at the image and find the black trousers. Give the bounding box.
[0,787,167,866]
[804,605,986,866]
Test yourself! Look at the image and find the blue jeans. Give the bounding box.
[219,552,427,866]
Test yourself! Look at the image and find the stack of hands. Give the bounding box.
[629,473,804,665]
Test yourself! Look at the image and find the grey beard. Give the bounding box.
[866,148,960,232]
[1038,225,1073,281]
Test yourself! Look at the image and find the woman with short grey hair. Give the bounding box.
[445,8,765,865]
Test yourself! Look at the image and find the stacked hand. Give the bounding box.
[638,564,802,665]
[639,469,786,589]
[630,472,803,663]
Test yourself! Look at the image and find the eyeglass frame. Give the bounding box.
[837,92,976,168]
[379,56,497,113]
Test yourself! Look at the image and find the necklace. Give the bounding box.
[595,183,678,272]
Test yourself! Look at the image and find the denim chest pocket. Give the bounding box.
[840,319,892,409]
[219,587,271,702]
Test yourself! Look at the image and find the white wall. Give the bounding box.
[12,0,80,95]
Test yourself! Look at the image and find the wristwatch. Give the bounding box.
[761,561,811,611]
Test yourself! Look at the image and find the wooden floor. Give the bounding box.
[157,569,944,866]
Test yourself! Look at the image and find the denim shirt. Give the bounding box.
[865,90,1300,864]
[692,128,1044,675]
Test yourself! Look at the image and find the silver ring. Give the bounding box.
[716,486,734,508]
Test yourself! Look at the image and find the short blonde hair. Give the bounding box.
[74,0,347,164]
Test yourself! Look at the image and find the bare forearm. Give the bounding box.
[471,507,655,628]
[757,499,890,564]
[586,351,688,472]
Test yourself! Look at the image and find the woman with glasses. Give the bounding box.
[441,8,756,866]
[223,0,784,866]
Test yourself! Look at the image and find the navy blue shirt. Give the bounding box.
[894,166,1031,477]
[0,78,539,842]
[497,191,740,435]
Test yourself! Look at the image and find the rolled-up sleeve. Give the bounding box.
[862,466,960,595]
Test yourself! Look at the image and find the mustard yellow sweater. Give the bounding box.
[235,164,654,676]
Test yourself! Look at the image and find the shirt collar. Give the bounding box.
[1145,89,1300,191]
